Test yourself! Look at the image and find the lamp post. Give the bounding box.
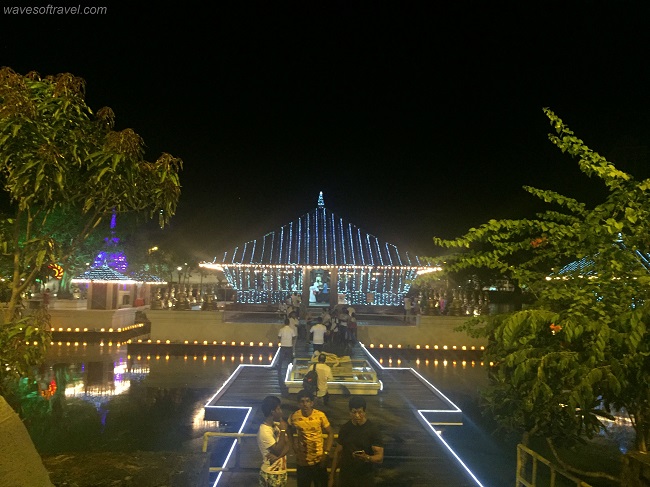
[175,266,184,309]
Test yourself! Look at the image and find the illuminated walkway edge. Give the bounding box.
[203,343,486,487]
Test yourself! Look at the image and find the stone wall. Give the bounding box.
[357,315,486,349]
[145,310,280,344]
[144,310,487,349]
[49,307,138,330]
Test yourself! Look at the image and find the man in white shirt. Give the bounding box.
[314,352,334,406]
[309,320,328,353]
[288,311,299,353]
[257,395,290,487]
[290,292,301,314]
[277,320,296,390]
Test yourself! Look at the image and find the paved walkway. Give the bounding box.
[204,337,485,487]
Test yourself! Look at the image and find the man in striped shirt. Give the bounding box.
[258,395,290,487]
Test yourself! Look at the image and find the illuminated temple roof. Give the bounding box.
[213,192,427,268]
[71,265,133,283]
[71,265,167,285]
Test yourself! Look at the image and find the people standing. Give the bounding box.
[329,310,340,345]
[258,395,290,487]
[277,319,296,390]
[309,320,328,353]
[309,282,319,303]
[337,309,348,344]
[288,389,334,487]
[403,297,411,322]
[314,352,333,407]
[321,308,332,330]
[347,312,358,344]
[412,299,421,325]
[288,311,300,353]
[328,396,384,487]
[291,292,302,317]
[321,281,329,302]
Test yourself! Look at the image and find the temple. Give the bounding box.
[200,192,439,309]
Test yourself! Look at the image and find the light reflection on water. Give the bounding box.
[374,350,636,486]
[44,344,272,438]
[43,345,635,482]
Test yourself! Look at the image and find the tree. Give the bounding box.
[433,109,650,473]
[0,67,182,392]
[36,206,110,297]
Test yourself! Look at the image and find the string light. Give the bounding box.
[199,193,439,305]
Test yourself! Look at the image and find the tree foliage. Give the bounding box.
[0,67,182,394]
[434,108,650,458]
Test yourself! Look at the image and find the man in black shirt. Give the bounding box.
[328,396,384,487]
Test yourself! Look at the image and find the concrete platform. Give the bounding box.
[202,339,483,487]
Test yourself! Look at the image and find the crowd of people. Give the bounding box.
[279,300,360,346]
[257,392,384,487]
[264,285,391,485]
[262,288,431,485]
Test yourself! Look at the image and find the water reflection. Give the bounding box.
[43,344,270,444]
[368,350,635,487]
[42,345,634,485]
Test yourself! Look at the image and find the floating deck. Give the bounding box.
[203,338,485,486]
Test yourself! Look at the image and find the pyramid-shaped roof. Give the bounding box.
[217,192,425,267]
[71,265,134,283]
[128,270,168,285]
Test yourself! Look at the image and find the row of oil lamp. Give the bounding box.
[43,334,485,352]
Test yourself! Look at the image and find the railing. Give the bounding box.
[202,431,337,474]
[202,431,260,473]
[222,309,284,324]
[516,443,593,487]
[221,308,413,326]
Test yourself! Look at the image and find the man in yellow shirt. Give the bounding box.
[288,389,334,487]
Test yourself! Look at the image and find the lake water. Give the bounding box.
[41,342,636,486]
[42,342,520,486]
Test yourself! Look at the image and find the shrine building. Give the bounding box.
[200,192,439,310]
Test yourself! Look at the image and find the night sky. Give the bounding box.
[3,2,650,260]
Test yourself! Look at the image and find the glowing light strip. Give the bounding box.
[328,212,335,264]
[339,218,346,265]
[321,208,326,263]
[366,233,374,265]
[315,205,320,264]
[204,343,484,486]
[209,405,252,487]
[357,228,365,265]
[268,232,274,264]
[71,279,142,284]
[286,222,293,264]
[306,212,311,263]
[347,223,355,265]
[415,411,485,486]
[204,362,271,410]
[210,263,428,270]
[358,342,484,486]
[297,216,302,264]
[204,358,278,487]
